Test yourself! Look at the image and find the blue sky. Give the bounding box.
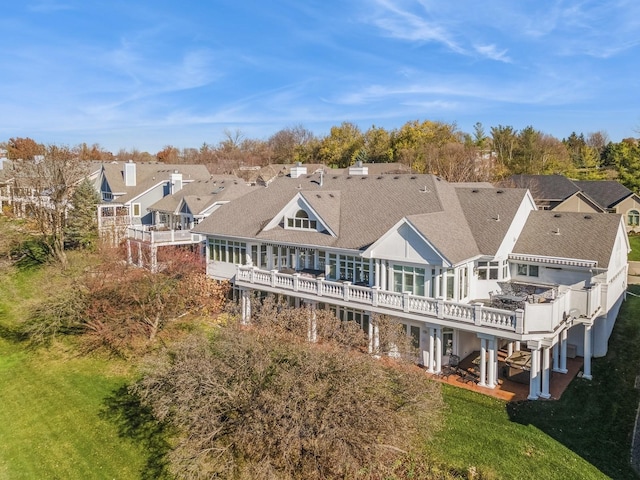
[2,0,639,153]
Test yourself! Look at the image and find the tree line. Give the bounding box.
[3,120,639,187]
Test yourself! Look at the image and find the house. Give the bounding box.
[193,170,629,400]
[96,160,210,244]
[125,174,254,270]
[502,174,640,232]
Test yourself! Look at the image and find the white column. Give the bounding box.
[552,341,560,373]
[427,328,435,373]
[368,319,374,354]
[559,329,568,373]
[381,262,387,290]
[528,346,540,400]
[478,337,487,387]
[307,302,317,343]
[126,239,132,265]
[507,341,513,357]
[583,323,593,380]
[540,346,551,399]
[241,289,251,325]
[434,328,442,374]
[485,337,496,389]
[375,259,380,288]
[372,319,380,358]
[515,341,521,351]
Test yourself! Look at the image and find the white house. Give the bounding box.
[193,170,629,400]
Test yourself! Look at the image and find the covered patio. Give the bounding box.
[426,349,584,402]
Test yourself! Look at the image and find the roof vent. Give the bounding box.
[420,186,430,193]
[361,176,367,180]
[496,189,504,194]
[329,193,334,198]
[584,215,592,219]
[316,194,321,198]
[554,213,562,218]
[553,227,561,235]
[472,189,479,193]
[393,176,399,179]
[494,214,500,221]
[377,176,383,180]
[410,176,417,179]
[297,184,302,189]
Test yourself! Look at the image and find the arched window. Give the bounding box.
[628,210,640,226]
[286,209,317,230]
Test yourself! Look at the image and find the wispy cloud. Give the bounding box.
[27,1,73,13]
[473,44,511,63]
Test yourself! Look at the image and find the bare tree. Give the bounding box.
[12,144,87,266]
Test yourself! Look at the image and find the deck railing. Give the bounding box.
[236,266,523,333]
[126,226,201,244]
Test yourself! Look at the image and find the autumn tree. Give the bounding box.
[132,320,443,479]
[156,145,180,164]
[362,125,393,163]
[268,124,315,164]
[6,137,44,160]
[316,121,364,168]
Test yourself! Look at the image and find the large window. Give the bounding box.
[629,210,640,226]
[516,264,539,277]
[250,244,268,268]
[132,203,141,217]
[477,261,499,280]
[210,239,247,264]
[326,253,370,284]
[286,209,318,230]
[393,265,425,296]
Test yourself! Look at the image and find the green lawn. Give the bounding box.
[429,285,640,480]
[0,260,153,480]
[1,241,639,478]
[629,235,640,261]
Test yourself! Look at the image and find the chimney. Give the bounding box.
[290,162,307,179]
[170,170,183,194]
[348,160,368,176]
[124,160,136,187]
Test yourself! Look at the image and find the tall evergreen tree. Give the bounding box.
[64,178,100,250]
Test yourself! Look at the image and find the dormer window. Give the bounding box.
[286,209,317,230]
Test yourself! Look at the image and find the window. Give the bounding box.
[286,209,318,230]
[326,253,370,284]
[250,245,268,268]
[516,264,539,277]
[629,210,640,226]
[477,261,499,280]
[393,265,425,296]
[336,307,369,332]
[210,239,247,264]
[102,192,113,201]
[443,328,454,356]
[132,203,141,217]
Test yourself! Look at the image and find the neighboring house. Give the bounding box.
[572,180,640,232]
[96,161,210,244]
[502,174,640,232]
[193,168,629,401]
[126,174,254,270]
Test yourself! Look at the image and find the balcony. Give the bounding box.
[126,226,202,245]
[236,266,523,336]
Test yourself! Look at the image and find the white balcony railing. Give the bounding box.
[126,226,202,245]
[236,266,523,334]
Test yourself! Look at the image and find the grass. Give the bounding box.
[429,285,640,479]
[0,255,160,480]
[629,235,640,261]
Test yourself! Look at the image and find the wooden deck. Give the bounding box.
[426,349,583,402]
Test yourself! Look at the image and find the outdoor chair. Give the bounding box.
[438,354,461,379]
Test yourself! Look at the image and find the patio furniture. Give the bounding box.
[438,354,461,379]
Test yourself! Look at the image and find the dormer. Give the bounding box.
[262,192,338,236]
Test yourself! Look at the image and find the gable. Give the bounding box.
[363,220,446,265]
[261,192,336,236]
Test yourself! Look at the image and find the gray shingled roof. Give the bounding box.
[149,175,253,214]
[100,162,210,202]
[512,211,621,268]
[193,174,529,264]
[456,186,530,255]
[572,180,633,209]
[501,174,579,201]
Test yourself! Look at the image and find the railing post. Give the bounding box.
[437,298,444,319]
[293,273,300,292]
[270,269,278,288]
[515,309,525,334]
[473,302,483,326]
[317,277,324,296]
[343,281,352,301]
[250,266,256,283]
[371,286,379,307]
[403,291,410,312]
